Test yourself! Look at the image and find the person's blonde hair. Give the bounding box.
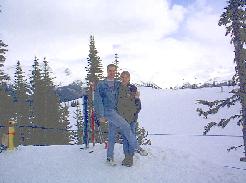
[120,71,130,77]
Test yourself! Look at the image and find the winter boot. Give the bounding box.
[121,154,128,166]
[122,154,133,167]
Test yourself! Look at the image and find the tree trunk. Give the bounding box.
[231,1,246,159]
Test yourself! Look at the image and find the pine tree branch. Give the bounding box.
[203,122,217,135]
[227,144,244,152]
[196,94,240,118]
[203,114,242,135]
[217,114,242,128]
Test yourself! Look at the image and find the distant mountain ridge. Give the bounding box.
[2,79,236,103]
[56,80,86,102]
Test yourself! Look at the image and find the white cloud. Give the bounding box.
[1,0,234,88]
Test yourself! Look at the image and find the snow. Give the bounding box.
[1,86,246,183]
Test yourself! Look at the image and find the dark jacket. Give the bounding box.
[117,83,141,123]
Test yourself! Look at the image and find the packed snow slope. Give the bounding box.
[0,86,246,183]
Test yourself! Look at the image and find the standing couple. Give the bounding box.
[94,64,147,167]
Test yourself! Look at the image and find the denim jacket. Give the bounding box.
[94,79,120,119]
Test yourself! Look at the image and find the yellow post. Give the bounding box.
[8,121,16,150]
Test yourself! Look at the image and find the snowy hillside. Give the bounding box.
[0,86,246,183]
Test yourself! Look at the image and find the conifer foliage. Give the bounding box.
[196,0,246,159]
[29,57,71,145]
[0,40,8,83]
[85,35,104,86]
[58,104,72,145]
[85,35,104,142]
[0,8,14,138]
[13,61,31,145]
[73,101,83,144]
[0,36,13,126]
[0,6,71,145]
[113,53,121,80]
[85,35,104,110]
[136,122,151,146]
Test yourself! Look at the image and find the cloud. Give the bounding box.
[1,0,234,88]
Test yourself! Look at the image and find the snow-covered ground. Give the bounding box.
[1,86,246,183]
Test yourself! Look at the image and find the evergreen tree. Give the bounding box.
[136,122,151,146]
[13,61,31,145]
[113,53,121,80]
[73,100,83,144]
[0,36,14,130]
[57,104,72,145]
[0,4,8,78]
[197,0,246,160]
[85,35,104,143]
[29,57,44,145]
[85,35,104,86]
[30,57,71,145]
[0,40,8,83]
[85,35,104,108]
[0,6,15,140]
[42,57,59,128]
[41,57,67,144]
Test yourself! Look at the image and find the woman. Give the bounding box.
[117,71,147,167]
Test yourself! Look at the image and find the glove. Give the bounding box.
[135,91,140,98]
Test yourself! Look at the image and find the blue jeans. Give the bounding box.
[105,109,137,158]
[122,121,140,155]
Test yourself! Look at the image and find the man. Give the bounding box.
[94,64,138,166]
[117,71,148,167]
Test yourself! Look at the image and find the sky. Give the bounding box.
[0,0,235,88]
